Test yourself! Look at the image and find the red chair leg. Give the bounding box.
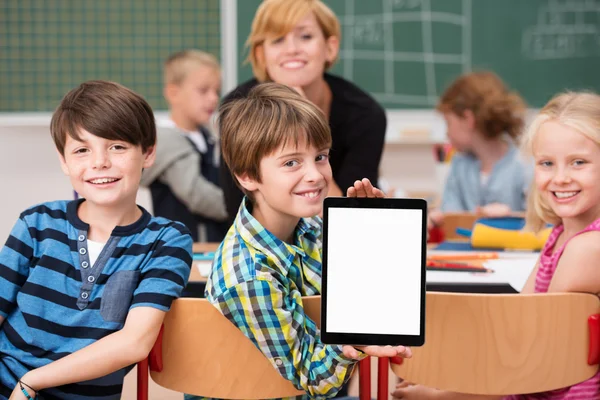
[137,358,149,400]
[359,357,371,400]
[377,357,389,400]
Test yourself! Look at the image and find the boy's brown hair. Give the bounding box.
[437,71,526,141]
[219,83,332,195]
[50,80,156,156]
[246,0,340,82]
[163,49,220,86]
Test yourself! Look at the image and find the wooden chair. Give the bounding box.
[440,212,478,240]
[389,292,600,395]
[137,296,371,399]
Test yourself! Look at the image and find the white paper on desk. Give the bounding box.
[195,261,212,277]
[483,257,538,292]
[426,255,538,292]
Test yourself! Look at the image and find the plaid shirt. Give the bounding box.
[204,198,361,399]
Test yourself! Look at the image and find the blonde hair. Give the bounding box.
[437,71,526,141]
[246,0,341,82]
[524,91,600,232]
[219,83,332,196]
[163,50,220,86]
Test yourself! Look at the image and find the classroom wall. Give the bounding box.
[0,110,445,242]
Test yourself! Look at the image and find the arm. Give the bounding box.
[215,279,360,398]
[17,307,164,395]
[159,150,228,221]
[334,106,386,192]
[0,216,34,321]
[548,231,600,294]
[440,160,466,212]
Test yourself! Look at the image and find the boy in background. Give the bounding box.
[0,80,192,399]
[141,50,228,242]
[197,83,411,400]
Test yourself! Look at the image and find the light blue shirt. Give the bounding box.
[441,141,533,212]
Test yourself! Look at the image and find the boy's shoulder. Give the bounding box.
[19,199,72,224]
[145,214,193,239]
[210,214,321,291]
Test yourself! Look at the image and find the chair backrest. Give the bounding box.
[441,212,478,240]
[150,296,322,399]
[391,292,600,395]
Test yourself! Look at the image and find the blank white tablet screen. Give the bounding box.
[326,207,423,335]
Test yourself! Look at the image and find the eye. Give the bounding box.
[573,159,586,166]
[301,34,313,40]
[316,153,329,162]
[538,160,553,167]
[74,148,88,154]
[270,36,284,45]
[283,160,299,168]
[110,144,127,151]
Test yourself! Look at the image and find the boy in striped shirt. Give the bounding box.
[0,81,192,399]
[199,83,411,400]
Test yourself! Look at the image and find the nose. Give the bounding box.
[282,35,300,54]
[92,150,111,170]
[553,166,572,184]
[304,161,325,183]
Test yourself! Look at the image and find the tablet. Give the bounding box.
[321,197,427,346]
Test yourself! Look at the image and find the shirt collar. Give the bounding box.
[66,199,151,236]
[234,197,321,262]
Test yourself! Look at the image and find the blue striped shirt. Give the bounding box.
[0,199,192,400]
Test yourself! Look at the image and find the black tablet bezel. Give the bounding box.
[321,197,427,346]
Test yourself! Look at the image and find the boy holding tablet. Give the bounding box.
[202,83,411,399]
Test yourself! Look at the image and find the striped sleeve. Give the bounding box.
[130,224,192,312]
[0,217,34,318]
[214,278,360,399]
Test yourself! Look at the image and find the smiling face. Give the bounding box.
[259,12,338,89]
[236,136,331,237]
[533,120,600,225]
[59,128,155,212]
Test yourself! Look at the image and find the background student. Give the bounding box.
[141,50,229,242]
[195,83,411,400]
[430,71,532,226]
[0,81,192,400]
[394,91,600,400]
[219,0,387,224]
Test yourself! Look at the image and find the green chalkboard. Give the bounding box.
[237,0,600,108]
[0,0,220,112]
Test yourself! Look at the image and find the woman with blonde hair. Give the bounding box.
[220,0,387,223]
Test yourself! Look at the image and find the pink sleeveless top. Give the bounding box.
[506,218,600,400]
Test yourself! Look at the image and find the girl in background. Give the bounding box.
[430,71,531,226]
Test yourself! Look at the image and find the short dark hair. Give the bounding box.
[50,80,156,155]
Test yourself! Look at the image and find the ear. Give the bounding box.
[462,109,476,130]
[254,45,268,79]
[235,172,259,193]
[142,145,157,168]
[324,35,340,64]
[164,83,180,105]
[57,150,70,176]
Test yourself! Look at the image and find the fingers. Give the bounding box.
[342,345,361,359]
[359,345,412,358]
[347,178,385,198]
